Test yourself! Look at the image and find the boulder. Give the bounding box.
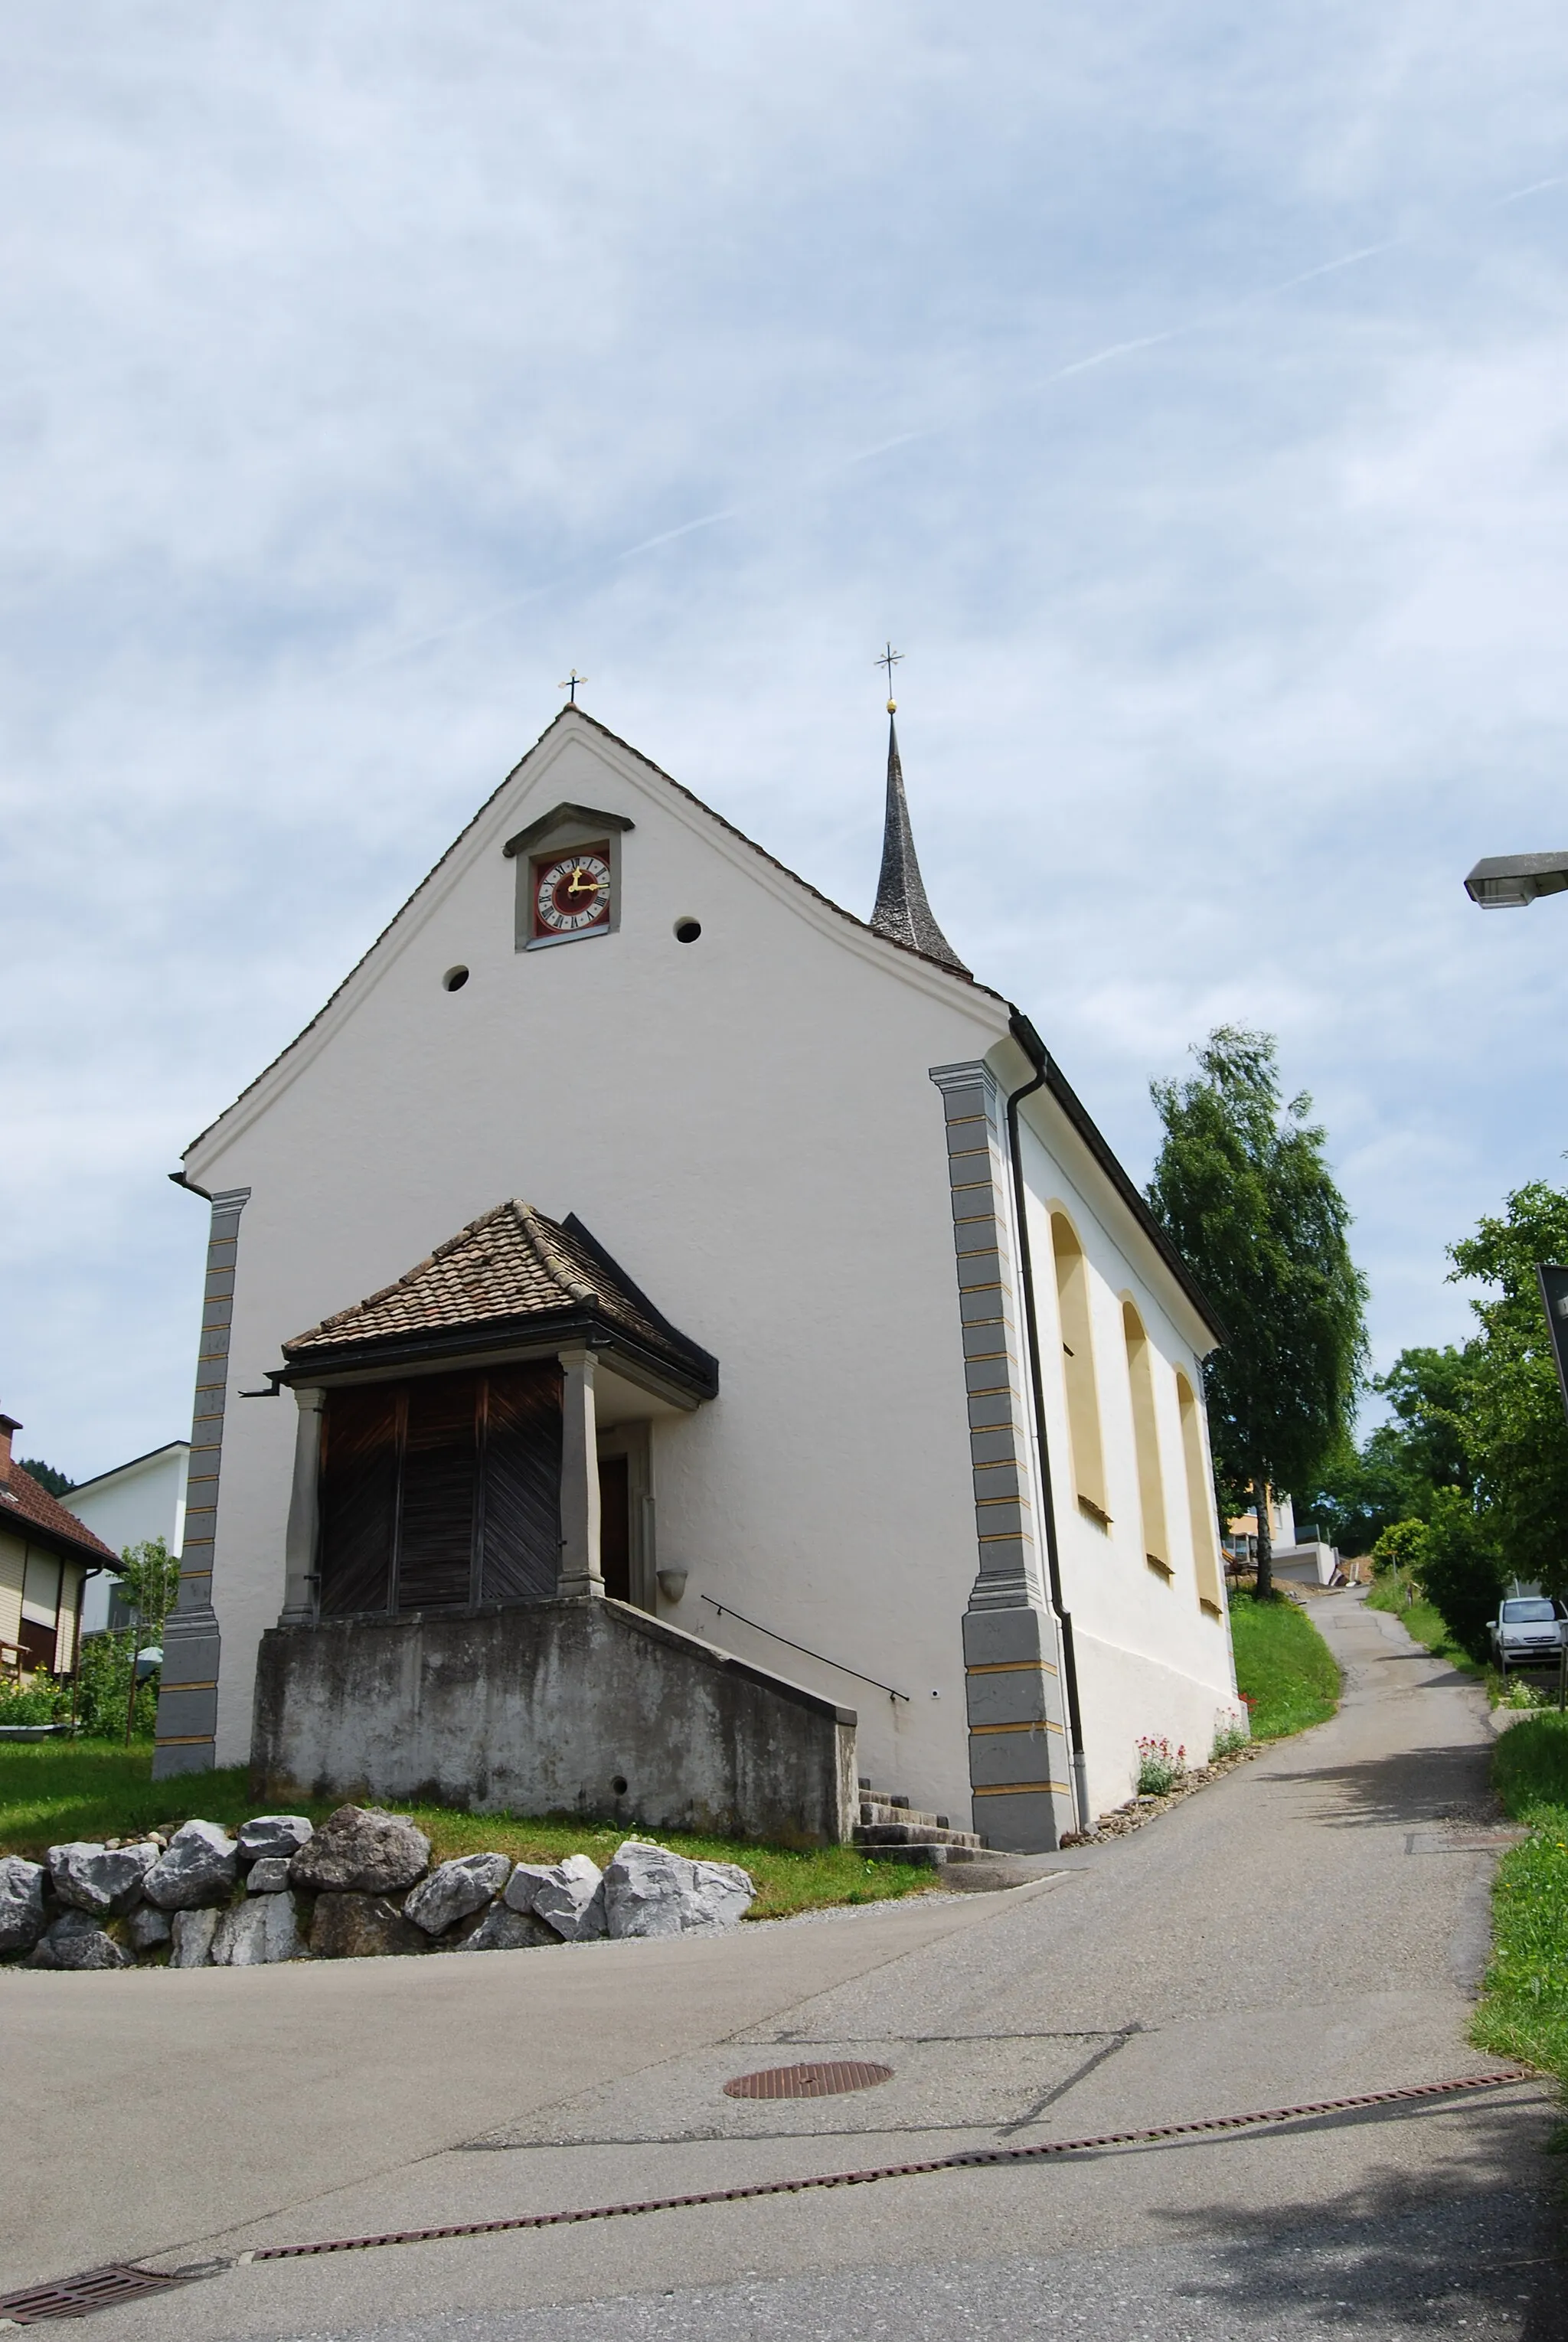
[290,1806,430,1896]
[237,1814,314,1863]
[603,1842,756,1939]
[142,1821,240,1911]
[126,1903,173,1952]
[212,1893,304,1966]
[460,1904,559,1952]
[245,1856,293,1895]
[0,1856,47,1954]
[311,1891,430,1959]
[403,1852,512,1935]
[30,1910,130,1970]
[48,1839,158,1916]
[506,1854,606,1942]
[170,1908,222,1968]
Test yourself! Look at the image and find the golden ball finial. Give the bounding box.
[886,698,897,714]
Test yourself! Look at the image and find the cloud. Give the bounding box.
[5,0,1568,1470]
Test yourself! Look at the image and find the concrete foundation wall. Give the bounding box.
[251,1597,858,1847]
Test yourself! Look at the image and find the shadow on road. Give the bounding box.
[1154,2104,1567,2338]
[1256,1739,1501,1831]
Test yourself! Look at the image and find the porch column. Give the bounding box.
[279,1387,325,1625]
[557,1346,603,1599]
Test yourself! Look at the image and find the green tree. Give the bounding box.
[1446,1178,1568,1602]
[1419,1487,1507,1662]
[1148,1027,1369,1599]
[1370,1518,1429,1576]
[115,1537,178,1641]
[1306,1344,1472,1553]
[18,1457,73,1497]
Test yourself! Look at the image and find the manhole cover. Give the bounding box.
[0,2265,191,2323]
[724,2060,894,2100]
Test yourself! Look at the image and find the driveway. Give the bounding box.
[5,1591,1561,2339]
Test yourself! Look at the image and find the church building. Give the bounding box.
[153,701,1239,1852]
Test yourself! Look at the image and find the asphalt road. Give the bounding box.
[5,1590,1562,2340]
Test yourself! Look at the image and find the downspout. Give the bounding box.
[1004,1011,1091,1837]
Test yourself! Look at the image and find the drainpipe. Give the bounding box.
[1004,1010,1092,1837]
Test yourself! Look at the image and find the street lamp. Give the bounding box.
[1464,851,1568,909]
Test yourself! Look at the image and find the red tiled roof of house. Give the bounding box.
[0,1462,119,1566]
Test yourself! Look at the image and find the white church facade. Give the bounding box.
[153,704,1240,1850]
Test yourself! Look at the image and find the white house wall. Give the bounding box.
[1010,1091,1240,1817]
[69,1445,188,1634]
[183,718,1015,1820]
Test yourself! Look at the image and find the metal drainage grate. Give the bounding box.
[724,2059,894,2101]
[0,2265,191,2324]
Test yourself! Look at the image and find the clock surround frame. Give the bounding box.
[503,801,635,955]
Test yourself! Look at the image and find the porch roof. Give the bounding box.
[279,1200,719,1400]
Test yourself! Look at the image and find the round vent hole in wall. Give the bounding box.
[611,1775,629,1795]
[443,965,470,992]
[673,918,702,943]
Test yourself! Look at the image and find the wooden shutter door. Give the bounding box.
[397,1374,480,1612]
[318,1387,400,1616]
[481,1364,563,1602]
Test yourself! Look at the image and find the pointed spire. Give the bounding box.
[871,710,969,975]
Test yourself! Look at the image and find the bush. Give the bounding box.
[72,1633,158,1741]
[1419,1487,1508,1663]
[1135,1736,1186,1795]
[1370,1518,1429,1577]
[1211,1714,1250,1761]
[0,1675,69,1728]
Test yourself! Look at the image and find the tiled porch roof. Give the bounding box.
[282,1200,717,1392]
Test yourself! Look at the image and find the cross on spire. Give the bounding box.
[875,641,903,711]
[559,670,587,705]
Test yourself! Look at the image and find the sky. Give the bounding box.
[5,2,1568,1484]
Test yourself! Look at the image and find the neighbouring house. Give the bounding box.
[1225,1491,1342,1589]
[67,1441,189,1634]
[0,1413,118,1680]
[152,703,1240,1848]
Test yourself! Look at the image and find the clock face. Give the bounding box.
[534,849,612,936]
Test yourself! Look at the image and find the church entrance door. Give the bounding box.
[597,1452,631,1603]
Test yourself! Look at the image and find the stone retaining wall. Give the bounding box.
[0,1804,756,1971]
[251,1599,858,1847]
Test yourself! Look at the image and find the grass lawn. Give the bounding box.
[0,1744,932,1922]
[1364,1575,1479,1674]
[1471,1711,1568,2107]
[1227,1593,1340,1739]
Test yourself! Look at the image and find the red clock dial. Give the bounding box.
[534,850,611,936]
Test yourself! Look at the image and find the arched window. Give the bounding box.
[1122,1304,1170,1577]
[1050,1213,1108,1526]
[1177,1371,1225,1615]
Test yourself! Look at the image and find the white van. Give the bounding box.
[1490,1596,1567,1671]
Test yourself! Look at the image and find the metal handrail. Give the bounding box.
[699,1595,909,1701]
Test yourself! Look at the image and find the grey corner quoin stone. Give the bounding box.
[603,1841,755,1939]
[290,1806,431,1896]
[212,1893,305,1965]
[461,1903,559,1952]
[245,1856,293,1894]
[507,1853,606,1940]
[237,1813,314,1862]
[311,1890,430,1959]
[252,1599,858,1847]
[142,1819,240,1910]
[403,1853,513,1935]
[48,1840,158,1917]
[31,1910,131,1970]
[0,1855,47,1953]
[152,1183,250,1782]
[170,1907,222,1967]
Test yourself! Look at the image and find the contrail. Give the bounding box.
[338,169,1568,677]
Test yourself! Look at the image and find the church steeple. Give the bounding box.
[870,704,969,976]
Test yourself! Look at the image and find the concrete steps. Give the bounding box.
[854,1784,988,1866]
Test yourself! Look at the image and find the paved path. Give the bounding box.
[5,1592,1562,2338]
